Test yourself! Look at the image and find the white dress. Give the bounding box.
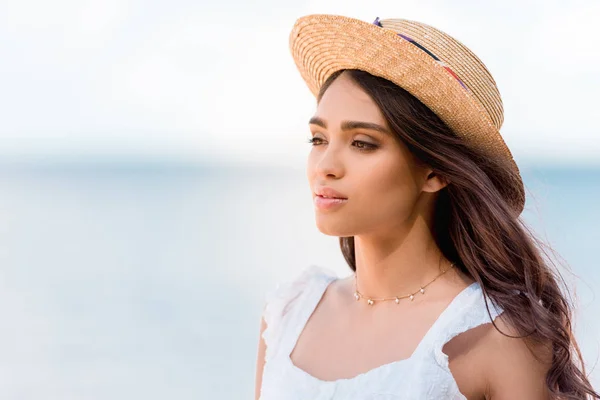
[258,265,505,400]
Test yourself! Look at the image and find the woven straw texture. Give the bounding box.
[289,14,525,214]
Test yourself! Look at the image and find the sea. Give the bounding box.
[0,159,598,399]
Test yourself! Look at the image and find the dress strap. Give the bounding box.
[261,265,339,363]
[427,281,505,369]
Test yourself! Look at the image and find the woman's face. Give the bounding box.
[307,71,436,237]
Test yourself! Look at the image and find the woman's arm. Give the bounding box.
[449,313,552,399]
[254,317,268,400]
[483,315,552,400]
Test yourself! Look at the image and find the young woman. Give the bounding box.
[254,14,599,399]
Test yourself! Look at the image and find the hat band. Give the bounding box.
[373,17,468,91]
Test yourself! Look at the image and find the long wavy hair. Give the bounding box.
[317,69,599,399]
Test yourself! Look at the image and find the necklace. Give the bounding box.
[353,262,456,306]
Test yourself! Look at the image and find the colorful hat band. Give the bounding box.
[373,17,468,91]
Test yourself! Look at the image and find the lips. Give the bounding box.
[314,195,348,210]
[315,186,348,199]
[314,187,348,212]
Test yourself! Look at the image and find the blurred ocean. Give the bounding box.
[0,160,598,399]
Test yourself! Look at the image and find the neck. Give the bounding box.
[353,218,451,298]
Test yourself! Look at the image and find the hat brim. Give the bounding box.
[289,14,525,214]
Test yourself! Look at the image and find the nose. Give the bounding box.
[311,142,344,179]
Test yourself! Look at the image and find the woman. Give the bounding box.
[254,14,599,399]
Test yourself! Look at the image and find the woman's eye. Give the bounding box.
[306,137,377,151]
[307,137,324,145]
[353,140,377,150]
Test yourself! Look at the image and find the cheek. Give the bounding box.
[355,162,420,215]
[306,153,317,186]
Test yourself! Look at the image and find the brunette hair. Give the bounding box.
[317,69,599,399]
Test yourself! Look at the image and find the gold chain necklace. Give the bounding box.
[353,262,455,306]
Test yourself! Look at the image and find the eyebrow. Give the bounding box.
[308,116,391,135]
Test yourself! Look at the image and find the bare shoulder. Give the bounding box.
[483,313,552,399]
[450,313,552,400]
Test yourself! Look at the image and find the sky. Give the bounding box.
[0,0,599,167]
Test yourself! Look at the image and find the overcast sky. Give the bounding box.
[0,0,598,167]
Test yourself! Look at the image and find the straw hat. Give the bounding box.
[289,14,525,214]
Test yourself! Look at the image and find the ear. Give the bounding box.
[422,169,449,193]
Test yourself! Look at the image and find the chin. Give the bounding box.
[314,215,356,237]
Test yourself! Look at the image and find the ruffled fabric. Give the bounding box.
[432,283,505,371]
[261,264,339,363]
[429,283,505,400]
[259,271,505,399]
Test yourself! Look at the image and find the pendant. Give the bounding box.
[395,297,400,304]
[354,291,361,301]
[367,299,374,306]
[420,287,425,294]
[409,294,414,301]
